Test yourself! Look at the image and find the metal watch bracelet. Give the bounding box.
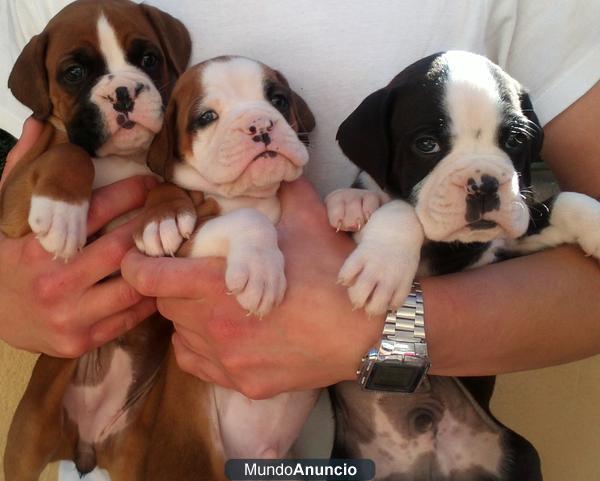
[379,281,427,360]
[357,281,428,388]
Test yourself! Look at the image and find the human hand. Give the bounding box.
[0,117,45,189]
[122,178,384,399]
[0,119,158,356]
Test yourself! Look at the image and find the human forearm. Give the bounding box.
[424,245,600,376]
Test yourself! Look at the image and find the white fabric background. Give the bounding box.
[0,1,598,480]
[1,0,599,196]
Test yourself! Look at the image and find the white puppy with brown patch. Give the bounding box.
[135,55,319,458]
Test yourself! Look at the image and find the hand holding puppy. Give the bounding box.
[122,178,383,398]
[0,121,158,356]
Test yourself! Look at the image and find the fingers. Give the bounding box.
[279,177,322,211]
[1,117,45,188]
[78,276,145,326]
[172,332,235,388]
[89,297,157,346]
[122,249,226,299]
[87,175,159,235]
[66,218,139,285]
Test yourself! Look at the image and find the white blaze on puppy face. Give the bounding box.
[414,51,529,243]
[175,57,309,198]
[92,13,163,157]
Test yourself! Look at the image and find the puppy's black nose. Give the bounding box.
[465,174,500,222]
[248,119,274,146]
[113,86,134,113]
[252,132,272,146]
[248,119,274,135]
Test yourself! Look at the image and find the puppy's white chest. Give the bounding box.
[92,155,158,189]
[209,194,281,224]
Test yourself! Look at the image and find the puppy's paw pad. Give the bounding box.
[29,196,88,260]
[325,189,383,232]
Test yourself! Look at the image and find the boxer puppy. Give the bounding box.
[134,56,320,459]
[328,50,600,316]
[324,51,600,481]
[0,2,227,480]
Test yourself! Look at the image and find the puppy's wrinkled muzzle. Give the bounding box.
[416,154,529,242]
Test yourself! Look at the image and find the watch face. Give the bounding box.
[365,361,427,393]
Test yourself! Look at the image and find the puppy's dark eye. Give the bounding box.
[140,52,159,71]
[413,136,441,154]
[63,63,86,84]
[196,110,219,127]
[504,131,528,152]
[270,94,289,113]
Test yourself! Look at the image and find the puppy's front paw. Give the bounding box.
[226,246,286,318]
[339,241,419,316]
[325,189,383,232]
[553,192,600,261]
[576,215,600,261]
[135,208,197,257]
[28,196,89,260]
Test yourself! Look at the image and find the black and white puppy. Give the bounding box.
[327,50,600,316]
[326,50,600,481]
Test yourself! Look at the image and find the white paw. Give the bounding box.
[325,188,383,232]
[553,192,600,261]
[577,218,600,260]
[226,246,286,318]
[28,196,88,260]
[135,211,196,257]
[339,241,419,316]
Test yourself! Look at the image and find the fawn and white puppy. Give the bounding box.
[135,55,320,460]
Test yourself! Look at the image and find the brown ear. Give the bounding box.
[8,32,52,120]
[272,69,316,137]
[139,4,191,89]
[147,98,179,180]
[290,91,316,136]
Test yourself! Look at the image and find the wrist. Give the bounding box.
[356,282,431,393]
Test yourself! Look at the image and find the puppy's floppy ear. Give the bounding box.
[290,91,315,136]
[518,90,544,188]
[336,87,392,188]
[147,97,179,181]
[140,4,191,87]
[8,32,52,120]
[272,69,315,137]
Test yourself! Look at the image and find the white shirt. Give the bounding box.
[1,0,599,196]
[0,1,599,479]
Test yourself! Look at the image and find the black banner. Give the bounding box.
[225,459,375,481]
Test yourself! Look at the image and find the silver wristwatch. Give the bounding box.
[357,281,430,393]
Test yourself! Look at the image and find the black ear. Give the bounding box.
[147,97,179,180]
[8,32,52,120]
[518,91,544,188]
[336,87,392,188]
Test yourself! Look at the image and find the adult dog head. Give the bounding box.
[8,0,191,157]
[337,51,543,243]
[147,56,315,198]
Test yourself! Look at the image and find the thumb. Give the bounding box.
[1,117,45,188]
[278,177,330,231]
